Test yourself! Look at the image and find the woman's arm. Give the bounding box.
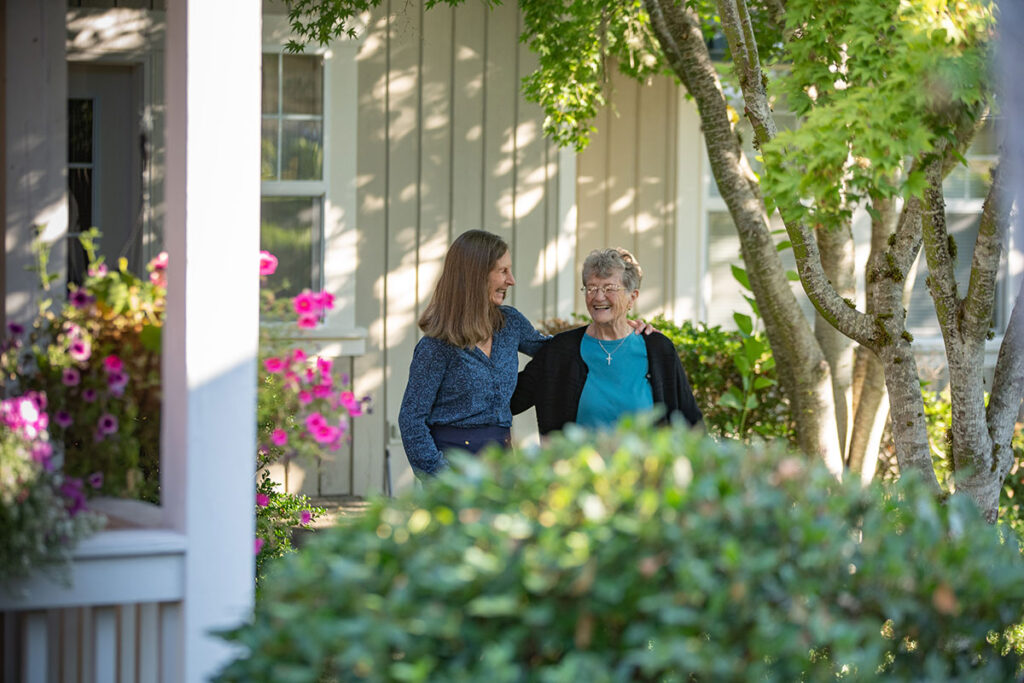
[398,338,450,475]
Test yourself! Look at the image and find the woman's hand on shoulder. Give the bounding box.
[627,318,658,336]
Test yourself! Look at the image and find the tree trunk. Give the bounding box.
[644,0,843,474]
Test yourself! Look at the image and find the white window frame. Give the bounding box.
[262,17,365,356]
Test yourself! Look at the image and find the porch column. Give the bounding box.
[162,0,260,680]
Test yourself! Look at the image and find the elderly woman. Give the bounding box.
[511,248,702,434]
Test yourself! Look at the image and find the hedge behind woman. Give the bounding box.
[511,248,703,434]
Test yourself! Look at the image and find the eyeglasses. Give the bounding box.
[580,284,625,297]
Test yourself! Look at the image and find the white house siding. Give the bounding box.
[576,68,681,321]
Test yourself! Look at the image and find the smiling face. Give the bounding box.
[584,269,638,328]
[488,250,515,305]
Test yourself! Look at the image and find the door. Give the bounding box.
[67,62,144,282]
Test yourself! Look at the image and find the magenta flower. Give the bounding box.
[317,356,333,376]
[297,314,318,329]
[312,291,336,311]
[313,385,332,399]
[69,288,94,309]
[290,348,307,364]
[298,390,313,405]
[299,510,312,525]
[254,537,265,555]
[69,337,92,362]
[259,251,278,276]
[103,355,124,372]
[55,410,73,428]
[271,428,288,446]
[264,357,285,373]
[256,493,270,507]
[88,263,108,277]
[82,388,98,403]
[31,442,53,465]
[62,368,81,387]
[310,424,340,445]
[87,472,104,489]
[97,413,118,435]
[305,413,327,431]
[148,251,169,272]
[292,290,320,316]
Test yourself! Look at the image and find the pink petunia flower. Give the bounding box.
[254,537,265,555]
[256,493,270,507]
[305,413,327,431]
[313,385,332,399]
[82,388,97,403]
[312,291,336,311]
[297,314,318,329]
[103,355,124,373]
[259,251,278,277]
[148,251,169,272]
[69,338,92,362]
[297,391,313,405]
[292,290,320,316]
[271,428,288,446]
[62,368,81,387]
[290,349,307,364]
[299,510,312,525]
[317,357,333,376]
[264,357,285,373]
[88,263,108,278]
[310,423,340,444]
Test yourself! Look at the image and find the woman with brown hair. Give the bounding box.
[399,230,648,475]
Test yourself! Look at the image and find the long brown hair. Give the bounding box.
[419,230,508,347]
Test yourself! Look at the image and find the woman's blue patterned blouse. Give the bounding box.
[398,306,547,475]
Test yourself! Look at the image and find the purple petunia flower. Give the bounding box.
[87,471,104,489]
[82,388,98,403]
[256,493,269,507]
[107,370,129,396]
[60,478,87,516]
[62,367,81,387]
[97,413,118,435]
[254,537,265,555]
[69,288,94,309]
[300,510,312,525]
[6,322,24,336]
[55,410,73,428]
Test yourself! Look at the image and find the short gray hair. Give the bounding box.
[581,248,643,291]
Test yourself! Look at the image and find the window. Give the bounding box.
[261,52,326,305]
[67,98,94,286]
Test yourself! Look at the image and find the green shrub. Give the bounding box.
[216,419,1024,682]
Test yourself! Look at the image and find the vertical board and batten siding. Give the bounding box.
[349,0,566,494]
[575,68,680,320]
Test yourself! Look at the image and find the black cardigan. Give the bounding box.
[511,326,703,435]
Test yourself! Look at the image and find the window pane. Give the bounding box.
[969,118,998,156]
[68,98,93,164]
[262,117,279,180]
[280,120,323,180]
[281,54,323,116]
[260,196,323,306]
[905,213,1005,337]
[262,54,279,115]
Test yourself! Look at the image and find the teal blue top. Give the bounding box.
[575,333,653,429]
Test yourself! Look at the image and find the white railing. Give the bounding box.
[1,502,186,683]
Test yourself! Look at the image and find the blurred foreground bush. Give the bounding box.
[217,419,1024,682]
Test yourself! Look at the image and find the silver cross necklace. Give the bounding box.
[595,336,629,365]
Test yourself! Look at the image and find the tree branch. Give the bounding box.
[988,273,1024,461]
[961,161,1007,343]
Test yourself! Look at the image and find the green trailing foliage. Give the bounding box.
[216,419,1024,682]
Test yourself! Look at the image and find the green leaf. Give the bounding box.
[717,391,743,411]
[743,295,760,318]
[785,269,800,282]
[776,240,792,252]
[733,312,753,336]
[731,264,750,290]
[904,170,928,199]
[865,204,881,222]
[744,395,759,410]
[753,376,777,390]
[140,324,162,353]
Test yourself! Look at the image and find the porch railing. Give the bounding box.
[1,502,186,683]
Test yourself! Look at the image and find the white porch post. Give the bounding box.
[162,0,260,680]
